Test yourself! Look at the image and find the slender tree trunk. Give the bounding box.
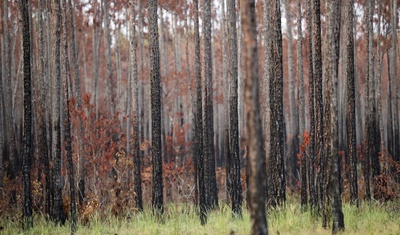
[68,0,86,207]
[93,1,103,118]
[306,0,316,209]
[104,0,116,116]
[130,0,143,211]
[312,0,324,210]
[284,0,299,189]
[149,0,163,216]
[193,0,206,225]
[391,0,399,163]
[227,0,242,217]
[345,0,358,206]
[241,0,268,233]
[19,0,33,229]
[202,0,218,209]
[51,0,64,223]
[297,0,307,208]
[61,0,77,230]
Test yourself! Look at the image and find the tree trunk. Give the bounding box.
[227,0,242,217]
[391,0,399,163]
[312,0,324,210]
[149,0,163,216]
[19,0,33,229]
[104,0,116,116]
[202,0,218,209]
[61,0,77,230]
[284,0,299,189]
[193,0,206,225]
[306,0,316,209]
[240,0,268,233]
[51,0,64,224]
[297,0,307,208]
[130,0,143,211]
[93,1,103,118]
[345,0,358,206]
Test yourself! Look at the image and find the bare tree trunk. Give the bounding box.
[297,0,307,208]
[345,0,358,206]
[104,0,116,116]
[130,0,143,211]
[193,0,206,224]
[306,0,316,209]
[51,0,64,223]
[202,0,218,209]
[227,0,242,217]
[284,0,299,188]
[390,0,399,163]
[61,0,77,230]
[149,0,163,216]
[241,0,268,233]
[93,1,103,118]
[19,0,33,229]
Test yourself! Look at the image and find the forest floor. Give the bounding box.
[1,199,400,235]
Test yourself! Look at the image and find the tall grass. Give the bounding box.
[1,200,399,234]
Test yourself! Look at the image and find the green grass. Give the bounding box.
[1,201,399,235]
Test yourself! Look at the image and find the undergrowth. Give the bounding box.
[1,200,399,235]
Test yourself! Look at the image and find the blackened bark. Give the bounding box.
[323,0,344,231]
[194,0,206,224]
[149,0,163,216]
[130,0,143,211]
[241,0,268,233]
[345,0,358,206]
[19,0,33,229]
[272,0,286,206]
[202,0,218,209]
[297,0,307,208]
[227,0,242,217]
[312,0,324,210]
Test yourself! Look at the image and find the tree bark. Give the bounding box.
[149,0,164,216]
[345,0,358,206]
[227,0,242,217]
[130,0,143,211]
[297,0,307,208]
[241,0,268,233]
[202,0,218,209]
[19,0,33,229]
[193,0,206,225]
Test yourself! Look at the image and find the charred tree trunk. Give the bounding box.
[227,0,242,217]
[130,0,143,211]
[149,0,164,216]
[202,0,218,209]
[345,0,358,206]
[19,0,33,229]
[193,0,206,225]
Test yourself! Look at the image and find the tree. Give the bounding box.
[193,0,207,225]
[19,0,33,229]
[202,0,218,209]
[270,0,286,206]
[390,0,399,163]
[325,0,344,231]
[306,0,316,209]
[241,0,268,233]
[345,0,358,206]
[312,0,324,210]
[129,0,143,211]
[51,0,64,224]
[62,0,77,230]
[227,0,242,217]
[297,0,307,208]
[104,0,116,116]
[149,0,163,216]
